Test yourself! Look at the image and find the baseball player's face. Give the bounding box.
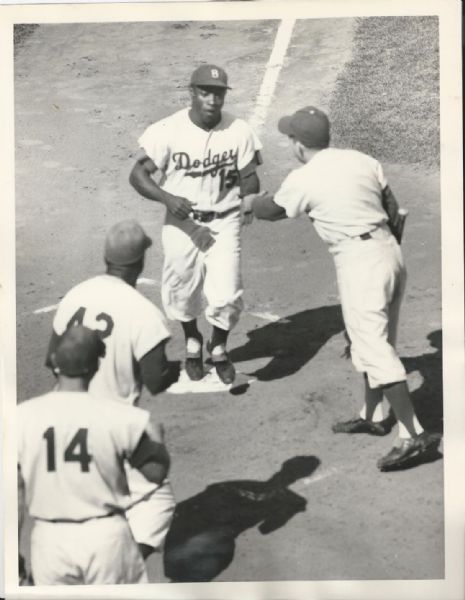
[190,85,226,128]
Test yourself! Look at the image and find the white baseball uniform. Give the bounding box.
[18,391,149,585]
[138,108,262,331]
[52,273,175,550]
[52,274,170,406]
[273,148,407,388]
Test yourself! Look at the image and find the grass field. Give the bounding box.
[330,16,440,168]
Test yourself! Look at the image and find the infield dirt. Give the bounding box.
[15,17,443,582]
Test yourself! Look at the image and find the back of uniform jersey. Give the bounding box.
[17,391,148,521]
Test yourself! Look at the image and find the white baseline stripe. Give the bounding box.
[249,18,296,132]
[33,304,58,315]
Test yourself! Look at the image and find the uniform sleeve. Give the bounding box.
[273,171,311,218]
[138,121,171,172]
[374,159,388,189]
[52,290,77,335]
[236,121,263,171]
[109,403,151,459]
[132,301,171,362]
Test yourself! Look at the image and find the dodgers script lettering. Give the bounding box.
[172,148,238,178]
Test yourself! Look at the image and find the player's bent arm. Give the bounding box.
[139,340,180,395]
[252,192,287,221]
[129,155,164,201]
[129,155,193,219]
[381,185,402,240]
[239,163,260,198]
[128,431,171,484]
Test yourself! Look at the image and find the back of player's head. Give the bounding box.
[278,106,330,149]
[54,325,105,377]
[104,219,152,267]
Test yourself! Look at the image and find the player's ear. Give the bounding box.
[50,352,58,370]
[50,353,60,377]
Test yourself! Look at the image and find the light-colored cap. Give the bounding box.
[104,219,152,266]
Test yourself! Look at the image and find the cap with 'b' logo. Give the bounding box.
[190,64,231,89]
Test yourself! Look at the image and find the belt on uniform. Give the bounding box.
[36,511,121,524]
[190,206,239,223]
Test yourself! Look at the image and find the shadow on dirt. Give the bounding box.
[402,329,443,434]
[230,305,345,381]
[163,455,320,582]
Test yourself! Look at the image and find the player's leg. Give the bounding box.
[161,221,205,322]
[335,237,440,467]
[161,219,207,380]
[30,521,83,585]
[203,213,243,384]
[83,517,148,584]
[332,242,395,435]
[181,319,204,381]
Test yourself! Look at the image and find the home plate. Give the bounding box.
[167,368,255,394]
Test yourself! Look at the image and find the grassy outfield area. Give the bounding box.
[330,16,440,169]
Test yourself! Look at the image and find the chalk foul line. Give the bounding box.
[249,18,296,133]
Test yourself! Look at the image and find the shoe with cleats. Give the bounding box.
[377,431,442,471]
[206,341,236,384]
[185,337,204,381]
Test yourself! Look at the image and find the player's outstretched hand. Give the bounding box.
[164,193,194,220]
[242,191,268,222]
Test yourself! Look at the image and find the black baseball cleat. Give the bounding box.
[185,337,204,381]
[377,431,442,471]
[332,417,391,436]
[206,341,236,384]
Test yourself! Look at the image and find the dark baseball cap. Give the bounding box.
[278,106,330,149]
[54,325,105,377]
[104,219,152,266]
[190,64,231,89]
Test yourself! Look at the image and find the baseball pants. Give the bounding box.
[331,225,407,388]
[125,466,175,551]
[30,515,147,585]
[161,210,243,331]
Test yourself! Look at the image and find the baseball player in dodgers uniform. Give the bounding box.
[129,64,262,384]
[244,106,441,471]
[45,220,178,560]
[18,326,170,585]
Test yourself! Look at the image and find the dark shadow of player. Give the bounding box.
[163,455,320,582]
[402,329,443,434]
[229,305,345,381]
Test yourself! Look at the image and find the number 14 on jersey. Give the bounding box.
[43,427,92,472]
